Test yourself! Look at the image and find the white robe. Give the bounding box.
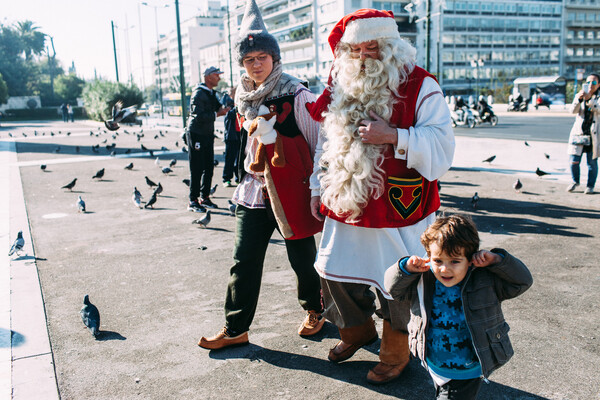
[310,77,455,299]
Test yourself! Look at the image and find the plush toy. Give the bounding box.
[244,105,286,172]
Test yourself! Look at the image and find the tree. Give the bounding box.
[0,72,8,104]
[82,80,144,121]
[15,21,46,61]
[55,74,85,103]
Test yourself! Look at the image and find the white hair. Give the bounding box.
[319,37,416,222]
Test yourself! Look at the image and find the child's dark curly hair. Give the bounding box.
[421,214,480,259]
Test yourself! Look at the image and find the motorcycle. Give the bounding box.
[472,105,498,126]
[507,98,528,112]
[450,106,477,128]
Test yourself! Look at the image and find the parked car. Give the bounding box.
[137,104,150,116]
[149,104,162,114]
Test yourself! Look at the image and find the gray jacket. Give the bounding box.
[384,248,533,378]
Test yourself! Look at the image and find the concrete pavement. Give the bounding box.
[1,118,599,399]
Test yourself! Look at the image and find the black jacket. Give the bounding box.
[186,83,222,137]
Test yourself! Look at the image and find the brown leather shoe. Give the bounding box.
[328,334,378,363]
[298,310,326,336]
[366,360,409,385]
[198,327,249,350]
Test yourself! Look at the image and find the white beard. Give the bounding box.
[319,54,396,222]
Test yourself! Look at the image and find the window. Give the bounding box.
[578,31,585,39]
[586,48,594,56]
[587,13,595,22]
[588,31,595,39]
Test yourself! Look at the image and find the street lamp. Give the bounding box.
[470,58,484,98]
[141,1,169,119]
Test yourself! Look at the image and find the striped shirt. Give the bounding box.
[232,84,320,208]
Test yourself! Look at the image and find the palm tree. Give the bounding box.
[15,20,46,61]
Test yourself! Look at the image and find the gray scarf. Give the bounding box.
[236,62,283,121]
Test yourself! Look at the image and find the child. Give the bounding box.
[384,214,533,399]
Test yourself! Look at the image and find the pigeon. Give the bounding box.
[175,141,179,147]
[228,199,236,216]
[104,100,137,131]
[132,187,143,208]
[192,210,211,228]
[182,146,188,153]
[182,178,190,187]
[80,295,100,337]
[40,164,47,171]
[161,167,172,175]
[92,168,105,179]
[169,159,177,168]
[148,150,154,157]
[210,184,218,195]
[482,155,496,163]
[102,139,107,144]
[141,144,148,151]
[144,192,157,209]
[124,162,134,170]
[8,231,24,256]
[160,146,168,151]
[544,153,550,159]
[213,159,219,166]
[110,150,117,157]
[61,178,77,191]
[524,141,530,147]
[471,192,479,208]
[55,146,61,153]
[125,149,131,154]
[75,146,80,153]
[154,134,159,140]
[513,179,522,191]
[77,196,86,213]
[153,182,163,196]
[145,176,158,188]
[536,168,549,177]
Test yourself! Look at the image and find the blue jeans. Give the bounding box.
[570,150,598,189]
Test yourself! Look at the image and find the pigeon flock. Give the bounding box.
[4,116,564,343]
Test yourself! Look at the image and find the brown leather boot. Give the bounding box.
[366,320,409,385]
[328,318,378,363]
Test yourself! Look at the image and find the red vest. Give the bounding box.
[321,66,440,228]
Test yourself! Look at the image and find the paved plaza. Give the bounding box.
[1,119,599,399]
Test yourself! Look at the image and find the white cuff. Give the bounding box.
[395,128,409,159]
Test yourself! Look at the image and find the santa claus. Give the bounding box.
[309,9,455,384]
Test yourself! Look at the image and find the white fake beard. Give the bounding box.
[319,55,395,222]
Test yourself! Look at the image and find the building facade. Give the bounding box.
[150,1,226,97]
[563,0,600,79]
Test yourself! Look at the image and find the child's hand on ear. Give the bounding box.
[471,250,502,268]
[405,255,430,274]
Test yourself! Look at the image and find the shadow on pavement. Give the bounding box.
[440,193,599,238]
[0,328,26,348]
[8,141,188,159]
[95,330,126,341]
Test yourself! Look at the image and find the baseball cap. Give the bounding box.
[204,66,223,76]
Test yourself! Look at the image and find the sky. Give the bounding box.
[2,0,216,88]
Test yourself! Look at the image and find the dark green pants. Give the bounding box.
[224,205,322,333]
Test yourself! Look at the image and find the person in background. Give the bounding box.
[60,103,68,122]
[384,214,533,399]
[567,73,600,195]
[185,66,231,212]
[198,0,324,350]
[67,103,74,122]
[222,87,241,187]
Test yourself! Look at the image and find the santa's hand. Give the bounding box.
[405,255,430,273]
[310,196,324,221]
[358,111,397,146]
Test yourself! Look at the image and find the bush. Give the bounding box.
[82,80,144,121]
[1,106,85,120]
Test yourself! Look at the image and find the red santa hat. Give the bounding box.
[328,9,400,53]
[307,9,400,121]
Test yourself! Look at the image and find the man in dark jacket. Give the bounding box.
[222,87,240,187]
[186,66,230,212]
